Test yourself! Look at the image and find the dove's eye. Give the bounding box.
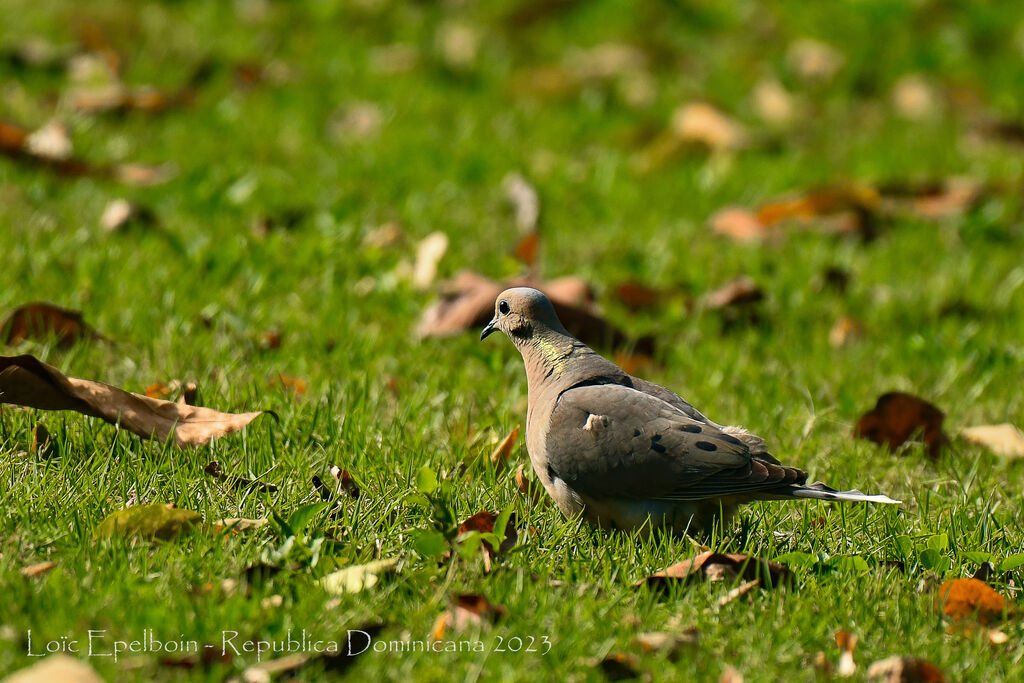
[498,300,511,315]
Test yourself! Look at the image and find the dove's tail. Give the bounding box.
[758,482,901,505]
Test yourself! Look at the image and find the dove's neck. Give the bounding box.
[517,327,627,422]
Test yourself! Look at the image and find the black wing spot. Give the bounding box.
[680,424,702,433]
[633,429,641,437]
[720,434,743,446]
[695,441,717,452]
[650,435,667,454]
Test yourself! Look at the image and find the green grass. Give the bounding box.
[2,0,1024,680]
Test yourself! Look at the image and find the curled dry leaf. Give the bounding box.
[31,422,56,458]
[0,303,101,348]
[637,551,793,592]
[19,561,57,577]
[835,630,858,677]
[514,463,544,504]
[672,102,746,151]
[431,594,507,641]
[866,656,947,683]
[319,558,398,596]
[1,655,103,683]
[854,392,948,459]
[935,578,1005,624]
[0,354,270,448]
[489,427,520,468]
[95,503,201,542]
[457,511,518,556]
[715,579,761,607]
[960,424,1024,458]
[876,179,982,220]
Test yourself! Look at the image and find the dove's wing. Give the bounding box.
[544,383,805,501]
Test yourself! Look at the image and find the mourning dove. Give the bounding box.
[481,287,899,534]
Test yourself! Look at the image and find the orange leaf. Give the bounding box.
[489,427,520,467]
[0,302,100,349]
[20,561,57,577]
[854,392,948,459]
[513,232,540,268]
[936,578,1005,624]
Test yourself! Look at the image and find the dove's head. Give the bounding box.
[480,287,566,344]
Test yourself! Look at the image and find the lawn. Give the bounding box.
[2,0,1023,680]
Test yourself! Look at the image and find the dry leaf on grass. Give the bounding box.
[719,665,744,683]
[514,463,545,504]
[270,373,307,396]
[30,423,56,458]
[835,630,857,677]
[637,551,793,592]
[867,656,947,682]
[0,354,270,447]
[1,119,174,185]
[513,232,540,269]
[19,561,57,577]
[787,38,844,81]
[489,427,520,468]
[431,594,507,641]
[2,655,103,683]
[709,208,779,243]
[319,558,398,595]
[961,424,1024,458]
[753,79,797,125]
[457,511,518,556]
[95,503,201,542]
[634,102,745,172]
[935,578,1005,624]
[0,303,102,348]
[854,392,948,459]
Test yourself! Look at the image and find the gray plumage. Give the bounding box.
[480,287,899,535]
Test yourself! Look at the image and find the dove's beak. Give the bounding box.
[480,317,498,340]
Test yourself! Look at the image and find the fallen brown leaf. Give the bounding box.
[960,424,1024,458]
[489,427,520,468]
[270,374,307,396]
[637,551,793,591]
[19,561,57,577]
[634,629,699,657]
[753,79,797,125]
[671,102,746,152]
[413,231,449,290]
[431,594,506,640]
[514,464,544,504]
[935,578,1005,624]
[788,38,844,81]
[866,656,947,682]
[854,392,948,459]
[0,303,101,348]
[513,232,540,269]
[614,282,667,311]
[715,578,761,607]
[0,354,270,447]
[1,119,174,184]
[30,422,56,458]
[892,74,938,120]
[877,179,982,220]
[457,511,518,556]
